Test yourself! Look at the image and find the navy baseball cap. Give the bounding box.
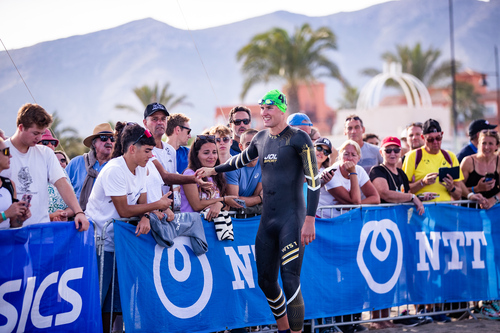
[468,119,497,137]
[144,102,169,119]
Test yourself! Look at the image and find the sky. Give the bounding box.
[0,0,399,50]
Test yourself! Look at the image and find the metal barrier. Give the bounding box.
[96,202,486,333]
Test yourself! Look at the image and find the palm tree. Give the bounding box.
[361,43,460,87]
[456,81,485,123]
[116,82,191,114]
[338,85,360,109]
[237,23,344,114]
[50,111,87,158]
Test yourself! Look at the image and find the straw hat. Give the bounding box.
[83,123,114,148]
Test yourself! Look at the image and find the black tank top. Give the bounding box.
[465,156,500,199]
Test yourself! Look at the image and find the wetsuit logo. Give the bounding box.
[264,153,278,163]
[356,219,403,294]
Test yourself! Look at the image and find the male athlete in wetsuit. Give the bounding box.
[197,89,320,333]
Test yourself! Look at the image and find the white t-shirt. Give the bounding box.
[146,159,163,203]
[85,156,147,252]
[321,164,370,218]
[0,139,65,225]
[154,142,177,174]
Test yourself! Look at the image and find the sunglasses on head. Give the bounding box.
[406,122,423,129]
[179,125,192,135]
[1,147,10,156]
[345,116,361,122]
[232,119,250,126]
[39,140,58,146]
[215,137,231,144]
[426,135,442,143]
[384,148,401,154]
[315,146,331,155]
[196,135,216,142]
[99,135,115,143]
[132,129,152,146]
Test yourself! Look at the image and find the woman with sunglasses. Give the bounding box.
[370,136,426,214]
[314,138,337,217]
[180,135,235,220]
[460,129,500,209]
[209,125,233,164]
[323,140,380,218]
[55,150,69,169]
[0,138,31,229]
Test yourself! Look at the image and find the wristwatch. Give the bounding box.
[144,213,150,219]
[494,195,500,205]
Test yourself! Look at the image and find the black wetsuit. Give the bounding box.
[215,126,320,331]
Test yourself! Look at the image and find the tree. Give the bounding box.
[50,111,87,159]
[456,81,485,123]
[116,82,191,114]
[361,42,460,87]
[237,23,344,114]
[337,85,360,109]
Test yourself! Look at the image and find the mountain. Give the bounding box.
[1,0,499,137]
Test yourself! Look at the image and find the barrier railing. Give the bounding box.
[97,201,493,333]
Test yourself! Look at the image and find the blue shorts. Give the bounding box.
[98,251,121,313]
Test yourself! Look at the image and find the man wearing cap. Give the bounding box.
[228,106,252,155]
[197,89,320,333]
[402,119,463,202]
[0,103,88,231]
[344,114,383,174]
[457,119,498,163]
[66,123,115,210]
[287,113,313,135]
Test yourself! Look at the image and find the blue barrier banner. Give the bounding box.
[0,222,102,333]
[114,205,500,332]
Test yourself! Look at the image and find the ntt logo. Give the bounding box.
[356,219,403,294]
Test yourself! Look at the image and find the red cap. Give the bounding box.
[380,136,401,148]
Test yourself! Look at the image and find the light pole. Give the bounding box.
[448,0,458,145]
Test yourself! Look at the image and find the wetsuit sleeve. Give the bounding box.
[215,138,259,174]
[296,134,320,217]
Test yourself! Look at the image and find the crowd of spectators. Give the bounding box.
[1,101,499,332]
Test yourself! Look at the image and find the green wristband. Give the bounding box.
[1,212,6,221]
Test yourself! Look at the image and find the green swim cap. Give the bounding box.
[258,89,287,113]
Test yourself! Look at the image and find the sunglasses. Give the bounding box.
[99,135,115,143]
[406,122,423,129]
[196,135,216,142]
[481,129,498,135]
[232,119,250,126]
[426,135,442,143]
[384,148,401,154]
[1,147,10,156]
[39,140,58,146]
[345,116,361,122]
[180,125,192,135]
[58,158,67,164]
[215,137,231,144]
[132,129,152,146]
[315,146,331,155]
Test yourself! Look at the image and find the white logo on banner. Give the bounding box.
[153,237,213,318]
[357,219,403,294]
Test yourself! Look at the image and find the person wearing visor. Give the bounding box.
[66,123,115,210]
[197,89,320,333]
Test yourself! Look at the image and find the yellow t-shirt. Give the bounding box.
[402,148,464,202]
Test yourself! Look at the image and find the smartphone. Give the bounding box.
[485,173,495,182]
[329,168,337,175]
[417,193,440,201]
[21,193,32,206]
[438,166,460,182]
[234,198,247,208]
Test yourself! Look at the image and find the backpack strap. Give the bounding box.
[440,149,452,166]
[0,176,16,202]
[415,148,453,169]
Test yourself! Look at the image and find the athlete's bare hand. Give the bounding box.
[301,216,316,245]
[196,167,216,179]
[195,176,214,191]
